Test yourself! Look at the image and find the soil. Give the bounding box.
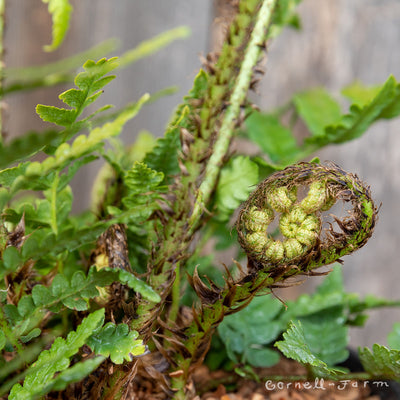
[126,357,396,400]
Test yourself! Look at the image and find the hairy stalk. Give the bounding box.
[188,0,277,232]
[128,0,275,340]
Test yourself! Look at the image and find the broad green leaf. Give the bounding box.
[359,344,400,381]
[87,322,146,364]
[293,87,342,137]
[245,347,280,368]
[275,321,343,378]
[299,307,349,366]
[283,264,347,319]
[245,111,301,163]
[42,0,73,52]
[9,309,105,400]
[5,270,114,345]
[251,156,284,179]
[388,323,400,351]
[215,156,258,221]
[2,246,22,271]
[218,296,283,368]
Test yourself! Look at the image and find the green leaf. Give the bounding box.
[20,328,42,343]
[36,106,76,127]
[4,39,116,87]
[117,269,161,303]
[50,357,105,391]
[245,111,301,163]
[143,127,180,180]
[118,26,190,67]
[0,130,60,169]
[0,330,6,351]
[359,344,400,381]
[0,163,28,187]
[215,156,258,221]
[245,347,280,368]
[388,323,400,351]
[218,296,283,368]
[124,161,164,196]
[2,247,22,271]
[306,75,400,147]
[5,270,115,345]
[275,321,343,378]
[36,57,119,128]
[9,309,105,400]
[269,0,302,38]
[341,81,381,107]
[127,131,156,162]
[87,322,146,364]
[42,0,73,52]
[299,307,349,366]
[348,294,400,315]
[284,264,346,319]
[293,87,342,137]
[122,161,164,211]
[19,95,149,188]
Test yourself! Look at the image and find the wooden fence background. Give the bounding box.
[5,0,400,348]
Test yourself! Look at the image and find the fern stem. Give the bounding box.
[50,172,60,236]
[188,0,277,232]
[168,264,181,323]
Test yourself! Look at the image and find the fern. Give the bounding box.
[42,0,73,52]
[304,75,400,147]
[274,321,345,378]
[36,57,118,127]
[8,309,105,400]
[8,308,146,399]
[359,344,400,381]
[1,267,159,348]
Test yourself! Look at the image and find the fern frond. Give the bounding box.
[36,57,118,127]
[8,309,105,400]
[42,0,73,52]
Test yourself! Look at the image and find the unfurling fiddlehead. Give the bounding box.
[236,162,378,274]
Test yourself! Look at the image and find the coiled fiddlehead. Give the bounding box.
[236,162,378,273]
